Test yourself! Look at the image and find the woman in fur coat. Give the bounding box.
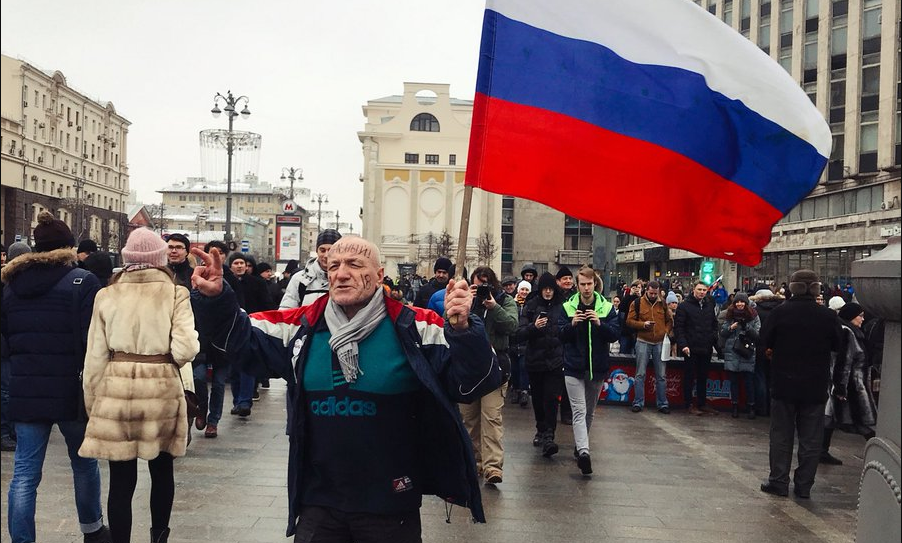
[78,228,200,543]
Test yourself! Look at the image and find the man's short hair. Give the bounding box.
[165,233,190,249]
[646,280,661,290]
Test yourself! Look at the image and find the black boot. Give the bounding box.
[150,527,170,543]
[731,404,739,418]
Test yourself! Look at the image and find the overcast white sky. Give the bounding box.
[1,0,486,233]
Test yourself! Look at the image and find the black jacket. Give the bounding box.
[1,248,100,422]
[516,295,564,372]
[236,273,276,313]
[762,295,842,403]
[414,277,447,309]
[674,294,719,354]
[168,259,194,288]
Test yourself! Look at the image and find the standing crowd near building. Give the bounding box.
[0,214,887,542]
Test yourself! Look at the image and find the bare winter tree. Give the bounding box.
[476,232,498,265]
[436,230,454,259]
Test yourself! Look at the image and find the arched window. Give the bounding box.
[410,113,440,132]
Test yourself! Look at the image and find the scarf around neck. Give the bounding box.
[324,289,388,383]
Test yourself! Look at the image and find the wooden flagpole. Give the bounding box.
[449,185,474,325]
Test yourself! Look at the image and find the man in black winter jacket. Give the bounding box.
[1,211,112,542]
[166,233,194,288]
[674,281,719,415]
[760,269,841,499]
[413,257,452,308]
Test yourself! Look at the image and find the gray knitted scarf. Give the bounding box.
[324,290,387,383]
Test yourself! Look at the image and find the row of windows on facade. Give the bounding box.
[404,153,456,165]
[29,177,124,212]
[737,245,876,286]
[176,194,280,203]
[23,85,121,142]
[24,124,122,168]
[10,147,124,188]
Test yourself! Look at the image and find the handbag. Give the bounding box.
[183,389,201,419]
[732,331,755,359]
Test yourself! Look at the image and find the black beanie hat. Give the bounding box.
[537,272,558,292]
[33,211,75,253]
[838,302,864,322]
[77,239,98,254]
[255,262,273,275]
[555,266,573,280]
[83,251,114,282]
[434,257,452,273]
[316,229,342,248]
[228,253,247,266]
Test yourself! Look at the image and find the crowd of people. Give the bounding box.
[0,223,884,541]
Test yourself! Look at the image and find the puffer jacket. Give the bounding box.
[674,294,719,354]
[1,248,100,423]
[78,268,200,461]
[516,294,564,372]
[720,314,761,372]
[558,291,620,381]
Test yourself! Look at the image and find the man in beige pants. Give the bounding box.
[459,266,520,484]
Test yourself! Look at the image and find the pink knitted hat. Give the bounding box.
[121,228,167,267]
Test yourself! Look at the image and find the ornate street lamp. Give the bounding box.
[312,192,329,234]
[280,167,303,201]
[211,90,250,243]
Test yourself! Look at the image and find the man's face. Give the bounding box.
[503,283,516,295]
[260,269,273,281]
[816,294,825,305]
[645,286,660,302]
[557,275,573,291]
[167,241,188,264]
[77,252,89,262]
[693,283,708,300]
[433,269,449,284]
[327,239,384,312]
[542,287,555,300]
[577,276,594,299]
[523,272,536,283]
[316,244,333,270]
[230,259,247,276]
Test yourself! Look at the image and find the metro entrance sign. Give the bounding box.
[700,260,716,286]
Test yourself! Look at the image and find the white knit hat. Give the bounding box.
[828,296,846,312]
[517,280,532,292]
[121,228,167,267]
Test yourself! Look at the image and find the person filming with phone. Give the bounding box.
[460,266,519,485]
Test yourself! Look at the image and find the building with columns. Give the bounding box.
[615,0,900,292]
[1,53,131,249]
[358,82,502,278]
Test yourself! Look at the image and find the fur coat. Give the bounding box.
[79,268,200,461]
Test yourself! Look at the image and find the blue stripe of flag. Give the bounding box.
[477,10,827,213]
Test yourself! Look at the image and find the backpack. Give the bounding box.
[619,298,642,338]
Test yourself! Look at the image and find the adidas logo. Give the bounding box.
[310,396,377,417]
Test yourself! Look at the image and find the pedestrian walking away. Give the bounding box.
[78,227,200,543]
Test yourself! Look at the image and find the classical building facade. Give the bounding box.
[358,82,502,278]
[1,54,131,249]
[157,175,307,262]
[615,0,901,291]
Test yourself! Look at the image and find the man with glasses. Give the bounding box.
[165,233,193,288]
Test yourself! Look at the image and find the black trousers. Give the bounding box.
[684,351,712,407]
[527,370,564,436]
[108,453,175,543]
[767,399,825,493]
[294,506,421,543]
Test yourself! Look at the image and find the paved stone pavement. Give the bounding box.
[2,381,865,542]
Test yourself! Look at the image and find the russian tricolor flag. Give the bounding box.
[466,0,832,266]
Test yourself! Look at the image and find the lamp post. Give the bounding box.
[333,209,341,230]
[211,90,251,244]
[195,210,208,245]
[312,192,329,234]
[280,167,303,201]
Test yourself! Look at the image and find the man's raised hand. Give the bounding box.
[444,278,472,330]
[190,247,224,297]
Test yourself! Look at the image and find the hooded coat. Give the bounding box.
[825,319,877,430]
[558,291,620,381]
[1,248,100,423]
[78,268,200,461]
[516,282,564,372]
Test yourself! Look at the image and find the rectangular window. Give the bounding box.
[862,4,881,39]
[449,154,456,165]
[779,1,793,34]
[805,0,818,19]
[860,123,878,153]
[722,0,733,24]
[404,153,419,164]
[815,195,829,218]
[831,16,847,55]
[425,154,439,165]
[855,187,872,213]
[758,20,771,48]
[804,41,817,70]
[861,65,880,95]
